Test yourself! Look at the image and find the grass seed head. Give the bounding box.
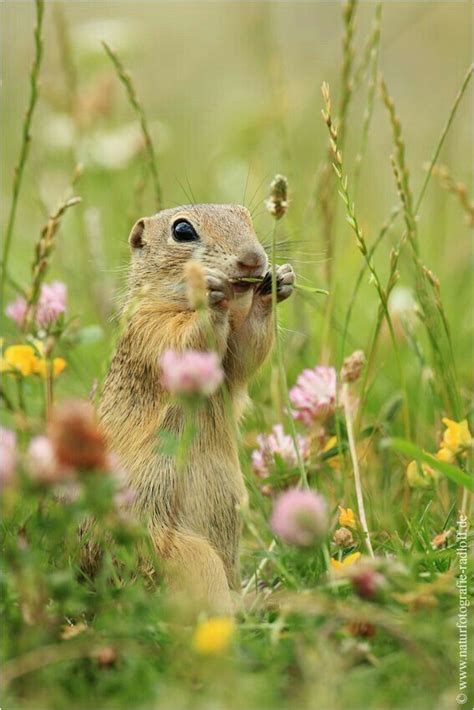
[266,174,289,220]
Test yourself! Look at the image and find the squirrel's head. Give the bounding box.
[127,204,268,306]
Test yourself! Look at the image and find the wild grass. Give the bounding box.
[1,0,44,312]
[102,41,163,212]
[1,2,473,710]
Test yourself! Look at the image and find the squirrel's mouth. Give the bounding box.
[229,275,264,294]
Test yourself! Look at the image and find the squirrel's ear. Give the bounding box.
[129,219,147,249]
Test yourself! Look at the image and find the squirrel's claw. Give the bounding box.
[257,263,295,304]
[204,268,233,309]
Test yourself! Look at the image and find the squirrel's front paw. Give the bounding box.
[205,267,233,309]
[257,263,295,304]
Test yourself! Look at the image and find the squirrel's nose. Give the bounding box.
[237,248,266,272]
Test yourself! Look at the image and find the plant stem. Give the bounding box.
[415,64,473,213]
[460,488,471,518]
[44,360,53,421]
[1,0,44,314]
[342,383,374,557]
[271,223,308,489]
[16,378,27,418]
[353,2,382,198]
[103,41,163,212]
[317,0,357,289]
[23,195,82,331]
[339,206,400,368]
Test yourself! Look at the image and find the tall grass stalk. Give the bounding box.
[1,0,44,314]
[321,82,411,438]
[317,0,357,290]
[344,67,471,429]
[351,1,381,93]
[415,64,473,213]
[429,163,474,227]
[354,245,401,434]
[349,67,471,435]
[339,205,400,368]
[53,3,78,116]
[379,78,418,250]
[24,194,82,331]
[353,2,382,196]
[381,76,461,419]
[270,224,308,490]
[337,0,358,148]
[103,42,163,212]
[381,71,473,513]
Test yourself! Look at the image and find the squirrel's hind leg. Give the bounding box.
[152,526,234,616]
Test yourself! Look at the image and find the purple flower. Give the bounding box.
[0,428,17,488]
[159,349,224,397]
[36,281,67,328]
[271,488,329,547]
[289,366,336,425]
[5,296,27,327]
[6,282,68,329]
[252,425,307,479]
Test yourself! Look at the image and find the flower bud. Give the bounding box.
[333,526,354,548]
[341,350,365,383]
[351,568,386,600]
[406,460,438,489]
[159,349,224,397]
[271,488,328,547]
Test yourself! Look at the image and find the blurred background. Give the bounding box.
[1,0,472,405]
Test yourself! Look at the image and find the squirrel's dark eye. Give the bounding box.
[172,219,199,243]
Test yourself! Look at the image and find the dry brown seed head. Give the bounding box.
[48,399,109,471]
[266,174,289,220]
[341,349,366,383]
[333,527,354,548]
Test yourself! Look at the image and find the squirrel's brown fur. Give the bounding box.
[99,204,295,613]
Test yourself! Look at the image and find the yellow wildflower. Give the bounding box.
[0,342,66,379]
[440,418,472,453]
[53,358,67,377]
[436,447,454,464]
[0,345,38,376]
[331,551,361,570]
[34,357,67,378]
[338,506,357,529]
[193,617,235,654]
[406,460,438,489]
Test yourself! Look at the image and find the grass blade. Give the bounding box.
[1,0,44,314]
[102,41,163,213]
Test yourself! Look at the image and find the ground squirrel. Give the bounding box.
[99,204,295,614]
